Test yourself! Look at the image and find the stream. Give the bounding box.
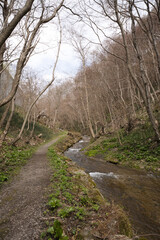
[64,136,160,240]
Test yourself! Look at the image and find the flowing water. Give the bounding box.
[64,137,160,240]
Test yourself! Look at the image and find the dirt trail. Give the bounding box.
[0,137,61,240]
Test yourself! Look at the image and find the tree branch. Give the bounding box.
[62,4,82,20]
[0,0,35,48]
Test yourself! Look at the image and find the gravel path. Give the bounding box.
[0,137,60,240]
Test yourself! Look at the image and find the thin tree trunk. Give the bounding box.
[117,64,126,108]
[53,108,58,127]
[0,102,11,128]
[0,97,15,146]
[106,99,114,129]
[29,112,36,140]
[27,113,31,131]
[128,73,136,117]
[148,41,160,90]
[83,59,95,138]
[0,43,6,77]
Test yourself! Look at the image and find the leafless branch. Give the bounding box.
[62,4,82,20]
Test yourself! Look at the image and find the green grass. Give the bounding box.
[42,147,95,238]
[41,220,68,240]
[43,147,101,237]
[85,123,160,171]
[0,143,36,187]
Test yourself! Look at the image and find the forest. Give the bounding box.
[0,1,160,240]
[0,1,160,145]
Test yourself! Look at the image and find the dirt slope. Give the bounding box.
[0,137,61,240]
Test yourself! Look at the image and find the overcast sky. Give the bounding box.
[26,2,107,85]
[27,24,81,84]
[28,39,80,83]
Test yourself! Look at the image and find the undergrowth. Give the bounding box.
[0,106,53,140]
[0,144,35,187]
[85,123,160,171]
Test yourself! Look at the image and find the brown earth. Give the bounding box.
[0,137,61,240]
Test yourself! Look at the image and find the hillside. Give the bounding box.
[0,106,54,143]
[85,118,160,172]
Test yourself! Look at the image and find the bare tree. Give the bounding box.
[133,0,160,77]
[81,0,160,141]
[0,0,64,108]
[70,31,96,138]
[11,13,62,145]
[127,0,160,141]
[0,0,35,48]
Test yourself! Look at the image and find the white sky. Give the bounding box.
[28,24,81,83]
[26,1,108,84]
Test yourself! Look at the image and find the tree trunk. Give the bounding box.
[114,0,160,141]
[0,102,11,128]
[129,1,160,141]
[0,97,15,146]
[83,59,95,138]
[27,112,36,141]
[0,0,35,48]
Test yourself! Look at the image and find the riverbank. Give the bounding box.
[85,124,160,172]
[64,136,160,240]
[41,132,133,240]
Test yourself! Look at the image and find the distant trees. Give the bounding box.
[71,32,96,138]
[38,1,160,141]
[1,0,160,143]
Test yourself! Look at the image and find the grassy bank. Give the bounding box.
[0,144,36,187]
[41,133,133,240]
[0,131,64,188]
[85,123,160,172]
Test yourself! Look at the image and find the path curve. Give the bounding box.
[0,137,61,240]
